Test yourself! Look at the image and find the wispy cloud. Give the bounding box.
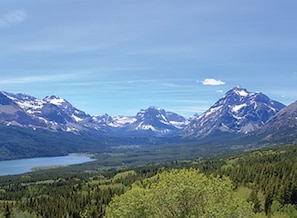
[174,106,210,116]
[201,78,225,86]
[12,42,115,54]
[126,45,196,56]
[0,73,78,85]
[0,10,26,28]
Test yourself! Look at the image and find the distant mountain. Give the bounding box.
[122,106,187,136]
[89,107,186,136]
[183,87,285,138]
[1,91,90,132]
[0,88,289,139]
[253,101,297,144]
[0,92,47,128]
[0,91,187,136]
[0,88,296,160]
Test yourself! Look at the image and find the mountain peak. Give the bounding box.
[44,95,66,106]
[128,106,185,135]
[184,87,286,138]
[227,87,250,97]
[140,106,163,112]
[137,106,167,121]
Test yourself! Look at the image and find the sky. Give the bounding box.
[1,0,296,117]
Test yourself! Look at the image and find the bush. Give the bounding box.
[105,168,254,217]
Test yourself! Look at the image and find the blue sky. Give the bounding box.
[1,0,296,117]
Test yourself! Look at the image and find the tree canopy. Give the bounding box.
[105,168,254,218]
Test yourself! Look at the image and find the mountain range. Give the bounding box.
[0,87,296,160]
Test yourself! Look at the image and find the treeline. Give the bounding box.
[218,145,297,216]
[196,145,297,216]
[0,144,296,217]
[0,169,150,217]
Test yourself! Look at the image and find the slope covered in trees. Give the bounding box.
[0,144,296,217]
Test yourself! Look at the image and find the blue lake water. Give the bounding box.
[0,155,94,176]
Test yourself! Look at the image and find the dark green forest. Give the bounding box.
[0,144,297,217]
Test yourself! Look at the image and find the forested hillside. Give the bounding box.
[202,145,297,217]
[0,144,296,217]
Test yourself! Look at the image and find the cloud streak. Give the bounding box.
[0,73,78,85]
[201,78,225,86]
[0,10,26,28]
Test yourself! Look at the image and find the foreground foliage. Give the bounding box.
[105,169,253,217]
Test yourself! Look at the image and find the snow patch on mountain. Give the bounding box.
[72,115,84,122]
[202,105,223,118]
[232,103,247,113]
[44,96,65,106]
[112,116,137,126]
[136,123,156,131]
[235,89,249,97]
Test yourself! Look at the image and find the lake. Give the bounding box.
[0,154,94,176]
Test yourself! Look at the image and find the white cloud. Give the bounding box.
[0,10,26,28]
[216,89,224,93]
[201,78,225,86]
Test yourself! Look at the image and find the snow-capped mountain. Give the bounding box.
[0,92,47,128]
[0,88,292,139]
[183,87,286,138]
[0,91,187,136]
[123,106,187,136]
[89,107,186,136]
[1,91,90,132]
[1,88,296,161]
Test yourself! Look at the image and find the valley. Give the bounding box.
[0,144,296,217]
[0,87,296,161]
[0,87,296,217]
[2,1,296,217]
